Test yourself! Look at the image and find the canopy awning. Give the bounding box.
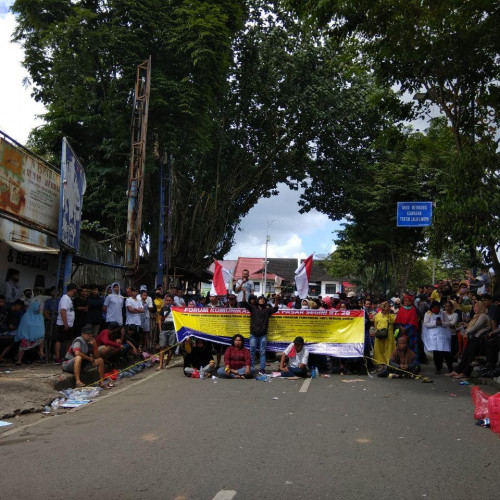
[7,240,60,255]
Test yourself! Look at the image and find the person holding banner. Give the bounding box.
[217,334,253,379]
[242,291,280,375]
[373,301,396,367]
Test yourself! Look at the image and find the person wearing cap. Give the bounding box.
[62,324,106,387]
[54,283,78,364]
[137,286,155,349]
[279,336,309,377]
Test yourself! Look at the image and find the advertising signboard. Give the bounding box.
[0,136,60,233]
[58,138,86,251]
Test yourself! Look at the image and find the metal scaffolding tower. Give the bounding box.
[124,57,151,282]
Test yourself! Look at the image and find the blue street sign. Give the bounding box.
[397,201,433,227]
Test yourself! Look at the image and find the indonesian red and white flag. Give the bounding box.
[295,254,314,299]
[211,260,228,296]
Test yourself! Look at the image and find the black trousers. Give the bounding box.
[456,336,482,376]
[433,350,453,372]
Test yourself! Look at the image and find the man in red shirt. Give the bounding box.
[95,322,124,360]
[216,334,253,379]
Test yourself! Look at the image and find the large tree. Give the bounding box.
[287,0,500,287]
[13,0,404,275]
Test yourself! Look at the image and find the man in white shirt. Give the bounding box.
[235,269,255,305]
[279,336,309,378]
[126,285,144,347]
[54,283,78,364]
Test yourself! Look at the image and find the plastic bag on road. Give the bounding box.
[471,386,490,419]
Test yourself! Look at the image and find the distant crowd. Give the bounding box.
[1,266,499,386]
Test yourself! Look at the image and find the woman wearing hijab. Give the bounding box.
[373,301,396,366]
[15,301,45,365]
[448,301,491,379]
[395,295,420,355]
[389,336,420,377]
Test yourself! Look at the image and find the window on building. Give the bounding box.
[308,282,321,297]
[325,284,336,295]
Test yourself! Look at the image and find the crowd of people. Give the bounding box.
[1,268,499,385]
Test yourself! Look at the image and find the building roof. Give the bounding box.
[231,257,341,283]
[233,257,279,281]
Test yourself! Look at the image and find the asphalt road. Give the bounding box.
[1,363,499,500]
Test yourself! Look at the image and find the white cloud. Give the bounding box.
[226,183,342,259]
[0,11,46,144]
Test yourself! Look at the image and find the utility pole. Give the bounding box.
[124,57,151,285]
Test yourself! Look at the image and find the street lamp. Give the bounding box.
[263,219,278,295]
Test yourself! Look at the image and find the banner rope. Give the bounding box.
[363,355,433,383]
[78,341,184,389]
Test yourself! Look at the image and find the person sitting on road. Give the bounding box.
[388,336,420,378]
[279,336,309,378]
[183,337,216,377]
[62,324,106,388]
[217,334,253,379]
[95,321,127,361]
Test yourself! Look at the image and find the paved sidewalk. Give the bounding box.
[0,363,73,418]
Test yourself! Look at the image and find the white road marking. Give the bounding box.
[299,378,311,393]
[0,360,183,439]
[212,490,237,500]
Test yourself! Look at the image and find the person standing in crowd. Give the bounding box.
[153,286,164,348]
[54,283,78,364]
[363,298,376,371]
[235,269,255,306]
[395,294,419,355]
[448,301,491,379]
[373,301,396,367]
[138,286,155,350]
[241,291,280,375]
[0,295,8,334]
[157,294,176,370]
[125,286,144,348]
[217,334,253,378]
[422,301,451,374]
[444,300,459,370]
[73,285,90,336]
[103,282,124,326]
[86,284,104,336]
[1,268,22,306]
[43,286,60,352]
[0,299,25,362]
[15,301,46,364]
[279,336,309,378]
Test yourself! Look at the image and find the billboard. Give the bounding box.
[58,138,86,251]
[0,136,60,232]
